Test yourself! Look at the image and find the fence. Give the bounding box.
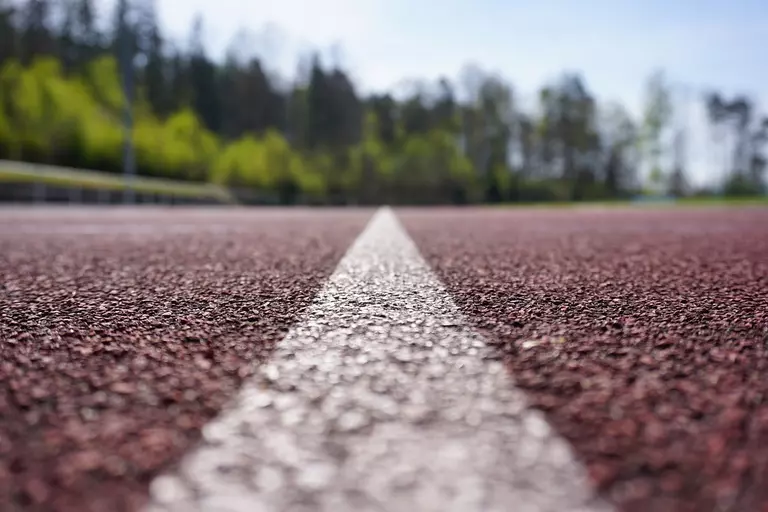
[0,159,235,206]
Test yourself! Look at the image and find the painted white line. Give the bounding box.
[145,207,612,512]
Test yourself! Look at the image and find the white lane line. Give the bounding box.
[145,207,612,512]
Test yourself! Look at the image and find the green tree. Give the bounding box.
[600,103,639,197]
[20,0,55,64]
[0,0,18,66]
[187,16,220,132]
[642,70,672,193]
[668,129,687,197]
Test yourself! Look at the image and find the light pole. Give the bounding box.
[119,4,136,205]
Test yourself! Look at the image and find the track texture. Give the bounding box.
[400,207,768,512]
[0,208,371,512]
[145,208,607,512]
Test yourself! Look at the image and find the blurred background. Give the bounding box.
[0,0,766,205]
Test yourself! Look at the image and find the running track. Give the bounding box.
[1,206,767,512]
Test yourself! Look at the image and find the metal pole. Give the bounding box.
[285,83,293,144]
[120,7,136,205]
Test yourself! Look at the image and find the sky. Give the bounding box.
[100,0,768,185]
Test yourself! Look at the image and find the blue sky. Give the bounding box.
[101,0,768,184]
[143,0,767,106]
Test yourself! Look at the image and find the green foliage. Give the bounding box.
[83,56,124,113]
[210,135,267,188]
[723,173,766,196]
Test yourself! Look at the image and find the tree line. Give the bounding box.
[0,0,765,204]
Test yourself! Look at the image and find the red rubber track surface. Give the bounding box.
[400,206,768,512]
[0,207,371,512]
